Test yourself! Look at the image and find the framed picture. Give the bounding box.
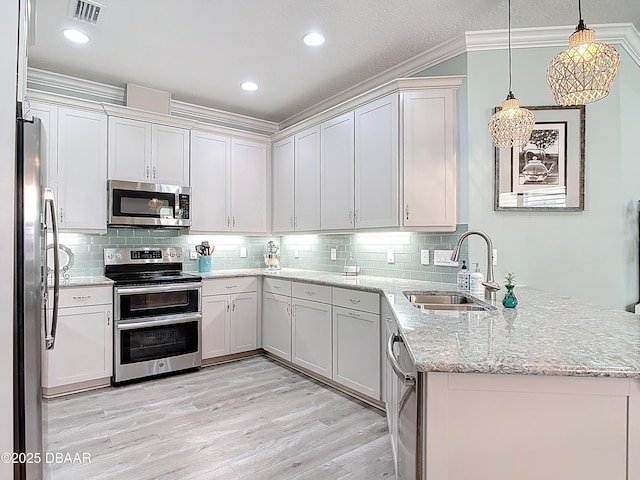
[494,105,585,211]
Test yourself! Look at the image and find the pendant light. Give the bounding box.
[546,0,620,105]
[488,0,535,149]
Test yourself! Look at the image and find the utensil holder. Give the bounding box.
[198,255,212,273]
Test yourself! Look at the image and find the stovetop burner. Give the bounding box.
[104,247,202,286]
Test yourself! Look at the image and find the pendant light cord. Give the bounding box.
[576,0,586,31]
[507,0,513,97]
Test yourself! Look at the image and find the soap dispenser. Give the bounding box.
[470,262,484,295]
[457,260,470,290]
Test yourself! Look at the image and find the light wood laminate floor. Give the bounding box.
[44,355,395,479]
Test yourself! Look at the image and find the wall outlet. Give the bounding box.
[189,246,197,260]
[330,248,337,261]
[294,248,299,258]
[493,248,498,266]
[433,250,457,267]
[240,247,247,258]
[387,249,395,264]
[420,249,429,265]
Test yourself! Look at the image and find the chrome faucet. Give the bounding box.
[451,230,501,301]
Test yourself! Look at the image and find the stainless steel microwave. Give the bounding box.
[108,180,191,228]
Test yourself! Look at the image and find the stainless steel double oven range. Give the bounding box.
[104,247,202,384]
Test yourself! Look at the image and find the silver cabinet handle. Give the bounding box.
[59,207,64,223]
[72,295,92,300]
[152,166,157,179]
[305,290,315,296]
[226,300,230,312]
[232,216,236,227]
[354,210,359,223]
[348,311,360,318]
[349,210,353,224]
[232,299,236,311]
[273,285,281,290]
[286,304,291,315]
[349,298,361,304]
[386,334,416,386]
[146,166,150,178]
[225,285,237,289]
[227,216,231,227]
[107,311,111,326]
[290,217,294,227]
[405,204,410,220]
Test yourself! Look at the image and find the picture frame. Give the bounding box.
[494,105,585,211]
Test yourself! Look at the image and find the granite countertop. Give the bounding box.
[66,268,640,378]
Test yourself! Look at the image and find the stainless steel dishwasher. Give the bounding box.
[387,333,422,479]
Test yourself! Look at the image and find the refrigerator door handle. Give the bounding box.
[43,188,60,350]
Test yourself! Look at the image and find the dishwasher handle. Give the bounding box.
[386,333,416,386]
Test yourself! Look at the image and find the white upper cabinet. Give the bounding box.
[272,136,295,233]
[402,87,457,231]
[57,108,108,232]
[355,95,399,229]
[230,138,268,233]
[108,116,190,186]
[320,112,355,230]
[272,126,321,234]
[190,131,268,234]
[294,126,321,232]
[190,130,230,232]
[28,101,107,232]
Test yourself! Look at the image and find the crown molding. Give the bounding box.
[26,67,279,135]
[465,23,640,66]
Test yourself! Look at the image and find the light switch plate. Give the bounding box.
[189,246,197,260]
[294,248,299,258]
[387,249,395,264]
[433,250,457,267]
[330,248,337,261]
[240,247,247,258]
[420,249,429,265]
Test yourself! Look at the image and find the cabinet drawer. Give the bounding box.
[203,277,257,296]
[263,277,292,296]
[292,282,332,304]
[58,286,112,307]
[332,287,379,314]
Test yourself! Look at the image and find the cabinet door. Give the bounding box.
[272,136,295,233]
[151,124,190,186]
[295,125,321,232]
[262,292,291,361]
[107,117,152,182]
[292,298,332,378]
[230,292,258,353]
[201,295,230,359]
[28,101,58,190]
[355,95,399,229]
[57,107,108,231]
[403,89,456,229]
[230,138,267,233]
[190,130,230,232]
[43,305,112,388]
[332,306,380,399]
[320,112,354,230]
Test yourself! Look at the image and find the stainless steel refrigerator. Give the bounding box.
[15,116,60,480]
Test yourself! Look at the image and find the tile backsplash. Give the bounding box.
[58,225,469,283]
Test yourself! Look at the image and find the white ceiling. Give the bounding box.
[28,0,640,125]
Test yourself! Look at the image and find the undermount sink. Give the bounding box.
[403,291,495,312]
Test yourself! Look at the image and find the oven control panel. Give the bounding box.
[104,247,183,265]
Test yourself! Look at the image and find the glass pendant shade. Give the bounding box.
[547,26,620,105]
[488,94,535,148]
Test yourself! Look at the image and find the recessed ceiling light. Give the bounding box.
[63,28,90,44]
[303,32,325,47]
[241,81,259,91]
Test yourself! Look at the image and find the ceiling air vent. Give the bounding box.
[67,0,105,25]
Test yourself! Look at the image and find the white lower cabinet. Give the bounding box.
[332,287,380,399]
[291,283,332,378]
[42,285,113,397]
[262,278,293,361]
[201,277,258,360]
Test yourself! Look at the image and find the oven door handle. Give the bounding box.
[116,313,202,331]
[115,282,202,296]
